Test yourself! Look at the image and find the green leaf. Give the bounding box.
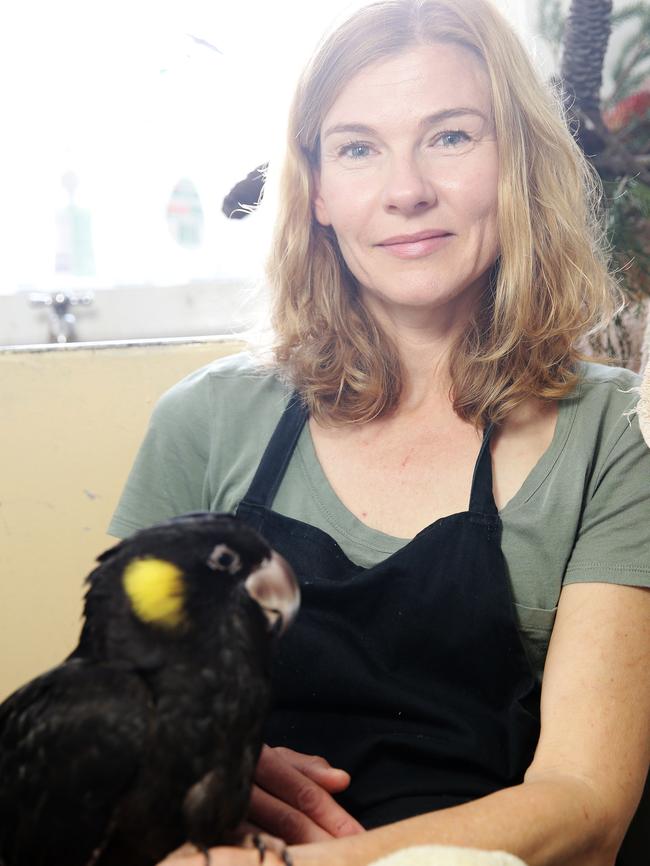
[615,77,650,104]
[611,3,650,27]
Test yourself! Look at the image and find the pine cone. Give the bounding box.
[561,0,613,118]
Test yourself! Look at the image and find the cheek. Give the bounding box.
[317,171,377,235]
[473,180,499,224]
[440,146,498,214]
[454,186,498,259]
[468,158,499,222]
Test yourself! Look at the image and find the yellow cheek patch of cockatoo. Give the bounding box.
[367,845,528,866]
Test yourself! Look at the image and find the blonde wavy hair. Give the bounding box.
[266,0,619,426]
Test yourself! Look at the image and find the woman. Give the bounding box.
[110,1,650,864]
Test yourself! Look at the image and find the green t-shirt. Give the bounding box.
[109,352,650,679]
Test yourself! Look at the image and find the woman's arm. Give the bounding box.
[159,582,650,866]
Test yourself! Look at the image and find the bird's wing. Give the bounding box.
[0,660,151,866]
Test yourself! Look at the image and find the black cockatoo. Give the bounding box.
[0,512,299,866]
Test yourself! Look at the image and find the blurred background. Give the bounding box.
[0,0,647,356]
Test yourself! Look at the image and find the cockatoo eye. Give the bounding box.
[207,544,242,575]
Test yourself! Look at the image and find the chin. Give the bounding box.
[362,280,480,316]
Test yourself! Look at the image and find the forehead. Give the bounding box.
[321,43,492,133]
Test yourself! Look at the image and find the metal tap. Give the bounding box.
[28,291,94,344]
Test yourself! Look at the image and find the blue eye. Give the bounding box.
[339,142,372,160]
[438,130,471,148]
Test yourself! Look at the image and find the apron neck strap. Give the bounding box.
[468,423,498,516]
[243,392,307,508]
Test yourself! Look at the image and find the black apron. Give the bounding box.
[236,395,540,829]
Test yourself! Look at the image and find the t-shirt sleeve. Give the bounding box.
[108,369,214,538]
[564,405,650,588]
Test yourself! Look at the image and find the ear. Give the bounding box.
[312,168,331,227]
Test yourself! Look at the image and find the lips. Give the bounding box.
[378,229,452,246]
[377,229,453,260]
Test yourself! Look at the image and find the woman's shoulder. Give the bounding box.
[154,350,292,420]
[109,351,294,537]
[167,348,287,391]
[577,359,641,390]
[569,360,641,423]
[561,360,646,470]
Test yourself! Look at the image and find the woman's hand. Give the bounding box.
[248,745,365,843]
[155,747,364,864]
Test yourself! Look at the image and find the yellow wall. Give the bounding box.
[0,338,244,701]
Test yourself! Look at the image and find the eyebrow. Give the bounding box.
[322,107,488,141]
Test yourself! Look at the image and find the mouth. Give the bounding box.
[376,229,453,259]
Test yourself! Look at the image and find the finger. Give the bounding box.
[273,747,352,793]
[248,784,335,843]
[254,751,364,836]
[257,746,353,799]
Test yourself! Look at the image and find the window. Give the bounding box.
[0,0,531,345]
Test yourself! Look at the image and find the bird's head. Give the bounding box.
[81,513,299,664]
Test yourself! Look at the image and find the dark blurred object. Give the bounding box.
[560,0,613,154]
[222,164,267,219]
[539,0,650,373]
[555,0,650,185]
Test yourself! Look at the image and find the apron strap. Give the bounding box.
[468,422,498,516]
[242,392,308,508]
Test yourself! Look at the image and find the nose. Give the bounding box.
[381,153,437,215]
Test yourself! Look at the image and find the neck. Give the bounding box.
[399,338,454,411]
[358,282,482,411]
[364,306,472,413]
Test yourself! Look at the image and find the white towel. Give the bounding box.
[367,844,528,866]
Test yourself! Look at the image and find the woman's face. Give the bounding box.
[313,43,499,328]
